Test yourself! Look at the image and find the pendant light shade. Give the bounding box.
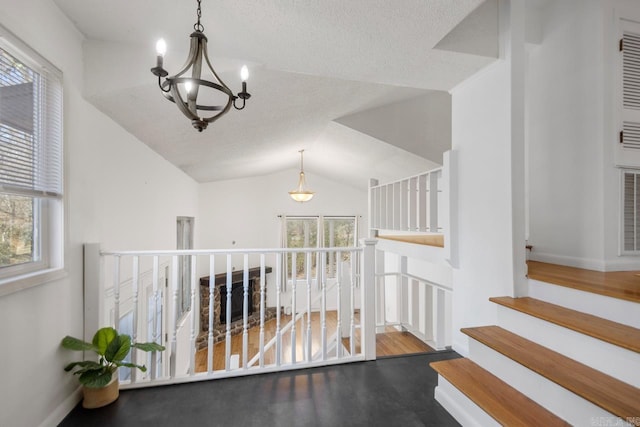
[289,150,314,202]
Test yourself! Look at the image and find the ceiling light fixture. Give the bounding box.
[150,0,251,132]
[289,150,314,202]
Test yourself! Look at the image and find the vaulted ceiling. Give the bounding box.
[54,0,498,188]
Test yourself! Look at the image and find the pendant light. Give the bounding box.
[150,0,251,132]
[289,150,314,202]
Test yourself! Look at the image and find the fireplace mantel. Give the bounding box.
[199,266,273,288]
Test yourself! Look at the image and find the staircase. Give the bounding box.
[432,263,640,426]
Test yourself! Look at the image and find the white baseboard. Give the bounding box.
[529,251,640,272]
[528,252,605,271]
[39,387,81,427]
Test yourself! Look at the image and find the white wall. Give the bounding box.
[449,46,517,354]
[527,0,640,271]
[0,1,199,426]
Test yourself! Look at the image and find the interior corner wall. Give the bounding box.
[449,57,515,355]
[197,169,367,254]
[526,0,607,270]
[0,1,199,426]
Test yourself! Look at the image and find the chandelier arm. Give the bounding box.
[232,97,246,110]
[169,33,202,82]
[158,76,171,93]
[201,43,234,95]
[170,82,200,122]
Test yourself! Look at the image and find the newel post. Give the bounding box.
[360,238,378,361]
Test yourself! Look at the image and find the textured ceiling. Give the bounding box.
[53,0,496,188]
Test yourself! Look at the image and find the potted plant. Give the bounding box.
[62,326,165,408]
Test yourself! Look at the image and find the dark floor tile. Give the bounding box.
[59,351,462,427]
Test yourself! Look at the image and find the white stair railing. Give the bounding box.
[83,241,377,389]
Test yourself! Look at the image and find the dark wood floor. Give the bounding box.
[59,351,462,427]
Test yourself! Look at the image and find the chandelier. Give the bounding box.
[150,0,251,132]
[289,150,314,202]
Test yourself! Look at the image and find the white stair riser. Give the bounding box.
[528,279,640,328]
[433,377,500,427]
[467,338,630,426]
[496,305,640,387]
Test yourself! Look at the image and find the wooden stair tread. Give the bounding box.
[490,297,640,353]
[431,358,570,427]
[462,326,640,421]
[377,234,444,247]
[527,261,640,303]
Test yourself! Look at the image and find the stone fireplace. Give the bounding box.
[197,267,276,350]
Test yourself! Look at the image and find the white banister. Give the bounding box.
[113,255,120,329]
[305,251,312,362]
[207,254,215,374]
[151,256,159,379]
[242,254,249,369]
[290,252,297,365]
[189,255,197,376]
[275,252,282,367]
[89,245,371,389]
[361,239,377,360]
[225,255,232,371]
[170,256,179,378]
[259,254,266,368]
[131,256,139,383]
[321,251,327,360]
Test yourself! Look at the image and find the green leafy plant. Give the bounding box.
[62,327,165,388]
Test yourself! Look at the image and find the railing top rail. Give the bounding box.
[369,166,443,190]
[100,246,363,257]
[376,271,453,293]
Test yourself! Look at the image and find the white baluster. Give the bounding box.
[275,252,282,367]
[418,174,428,231]
[151,256,159,379]
[306,251,312,361]
[189,255,197,376]
[350,251,356,356]
[113,255,120,329]
[428,171,439,232]
[321,251,327,361]
[242,254,249,369]
[336,256,342,358]
[170,256,179,378]
[225,255,232,371]
[290,252,297,364]
[207,255,215,374]
[131,256,139,383]
[259,254,266,368]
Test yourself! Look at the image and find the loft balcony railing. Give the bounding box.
[83,241,377,389]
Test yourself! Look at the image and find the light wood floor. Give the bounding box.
[528,261,640,303]
[195,311,434,372]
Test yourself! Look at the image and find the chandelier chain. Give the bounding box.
[194,0,204,32]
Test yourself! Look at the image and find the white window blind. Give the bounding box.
[623,170,640,253]
[0,44,63,199]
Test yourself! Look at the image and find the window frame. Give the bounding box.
[0,25,65,296]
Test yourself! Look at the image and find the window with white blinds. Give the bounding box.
[622,170,640,253]
[619,19,640,166]
[0,27,63,285]
[0,46,62,198]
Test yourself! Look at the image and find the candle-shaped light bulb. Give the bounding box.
[156,39,167,56]
[155,39,166,70]
[185,80,193,94]
[240,65,249,82]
